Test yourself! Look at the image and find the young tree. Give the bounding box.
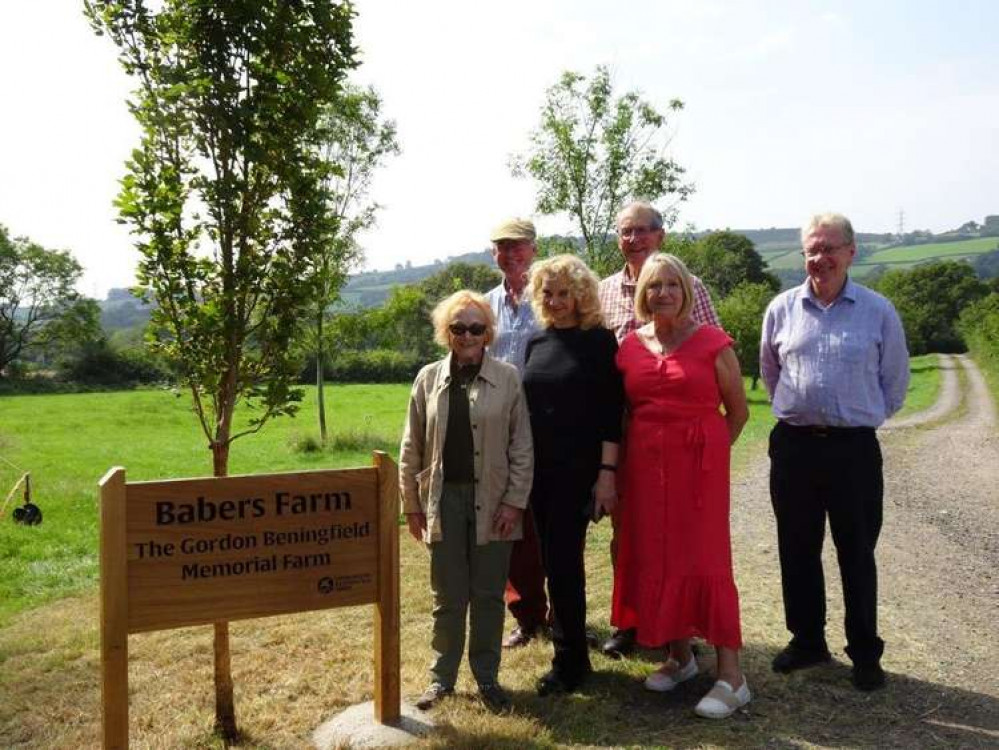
[717,282,776,390]
[0,224,86,376]
[512,65,693,275]
[312,84,399,444]
[85,0,357,738]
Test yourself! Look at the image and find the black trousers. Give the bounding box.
[768,421,885,665]
[531,475,592,681]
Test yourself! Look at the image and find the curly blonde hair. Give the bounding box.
[634,253,694,322]
[528,254,604,330]
[430,290,496,348]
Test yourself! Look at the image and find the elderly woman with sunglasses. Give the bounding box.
[399,289,534,713]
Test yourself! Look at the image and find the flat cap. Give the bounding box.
[489,217,536,243]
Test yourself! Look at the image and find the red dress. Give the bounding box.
[611,325,742,649]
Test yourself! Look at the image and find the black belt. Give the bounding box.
[777,420,875,438]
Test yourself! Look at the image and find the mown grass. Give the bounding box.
[893,354,942,419]
[860,237,999,265]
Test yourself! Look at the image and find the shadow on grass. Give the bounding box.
[497,642,999,749]
[3,628,997,749]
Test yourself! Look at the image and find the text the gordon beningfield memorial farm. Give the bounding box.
[121,469,380,633]
[138,491,371,581]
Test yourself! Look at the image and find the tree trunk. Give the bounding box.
[210,439,238,741]
[317,310,328,445]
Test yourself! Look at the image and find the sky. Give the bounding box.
[1,0,997,298]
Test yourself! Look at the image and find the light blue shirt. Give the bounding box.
[760,279,910,428]
[486,282,538,374]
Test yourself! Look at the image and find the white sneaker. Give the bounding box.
[695,678,751,719]
[643,655,699,692]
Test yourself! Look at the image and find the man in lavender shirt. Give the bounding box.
[761,213,909,692]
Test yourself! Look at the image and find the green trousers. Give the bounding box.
[429,482,513,688]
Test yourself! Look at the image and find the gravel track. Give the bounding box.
[882,353,961,429]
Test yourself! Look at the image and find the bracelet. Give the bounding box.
[599,463,617,472]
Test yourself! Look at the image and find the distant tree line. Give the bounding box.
[9,230,999,392]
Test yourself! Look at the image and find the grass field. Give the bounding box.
[762,237,998,279]
[0,359,946,747]
[860,237,999,265]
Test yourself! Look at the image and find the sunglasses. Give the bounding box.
[449,322,487,336]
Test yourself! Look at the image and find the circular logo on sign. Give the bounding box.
[317,576,335,594]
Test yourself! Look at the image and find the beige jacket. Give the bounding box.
[399,352,534,544]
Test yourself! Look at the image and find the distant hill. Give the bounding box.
[337,248,494,308]
[99,249,498,330]
[97,224,999,329]
[100,287,153,331]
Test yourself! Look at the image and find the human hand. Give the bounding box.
[492,503,523,539]
[406,512,427,541]
[592,470,617,520]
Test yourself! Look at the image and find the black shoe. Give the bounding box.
[852,662,886,691]
[478,682,512,713]
[537,665,590,697]
[415,682,453,710]
[772,644,832,674]
[601,628,636,659]
[537,670,569,697]
[585,629,600,650]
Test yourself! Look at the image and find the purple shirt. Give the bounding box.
[761,279,910,428]
[486,281,538,374]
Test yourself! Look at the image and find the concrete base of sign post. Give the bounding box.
[313,701,434,749]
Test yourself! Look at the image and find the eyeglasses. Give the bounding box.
[801,243,851,259]
[617,226,657,240]
[449,322,487,336]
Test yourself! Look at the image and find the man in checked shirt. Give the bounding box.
[597,200,720,658]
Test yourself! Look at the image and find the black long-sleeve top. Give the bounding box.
[522,325,623,489]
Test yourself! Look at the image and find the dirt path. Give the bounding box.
[729,353,999,748]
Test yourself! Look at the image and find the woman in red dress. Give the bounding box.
[611,253,751,719]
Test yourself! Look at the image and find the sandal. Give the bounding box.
[694,678,751,719]
[643,655,698,692]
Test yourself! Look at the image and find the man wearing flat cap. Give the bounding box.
[485,218,552,649]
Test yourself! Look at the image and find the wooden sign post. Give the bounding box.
[99,452,400,749]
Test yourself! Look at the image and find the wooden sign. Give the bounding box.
[100,452,400,749]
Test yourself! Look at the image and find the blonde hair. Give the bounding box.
[528,254,604,330]
[802,213,855,246]
[430,290,496,348]
[634,253,694,322]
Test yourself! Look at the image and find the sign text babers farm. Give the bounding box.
[100,453,400,749]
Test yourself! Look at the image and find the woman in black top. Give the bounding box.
[522,254,623,695]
